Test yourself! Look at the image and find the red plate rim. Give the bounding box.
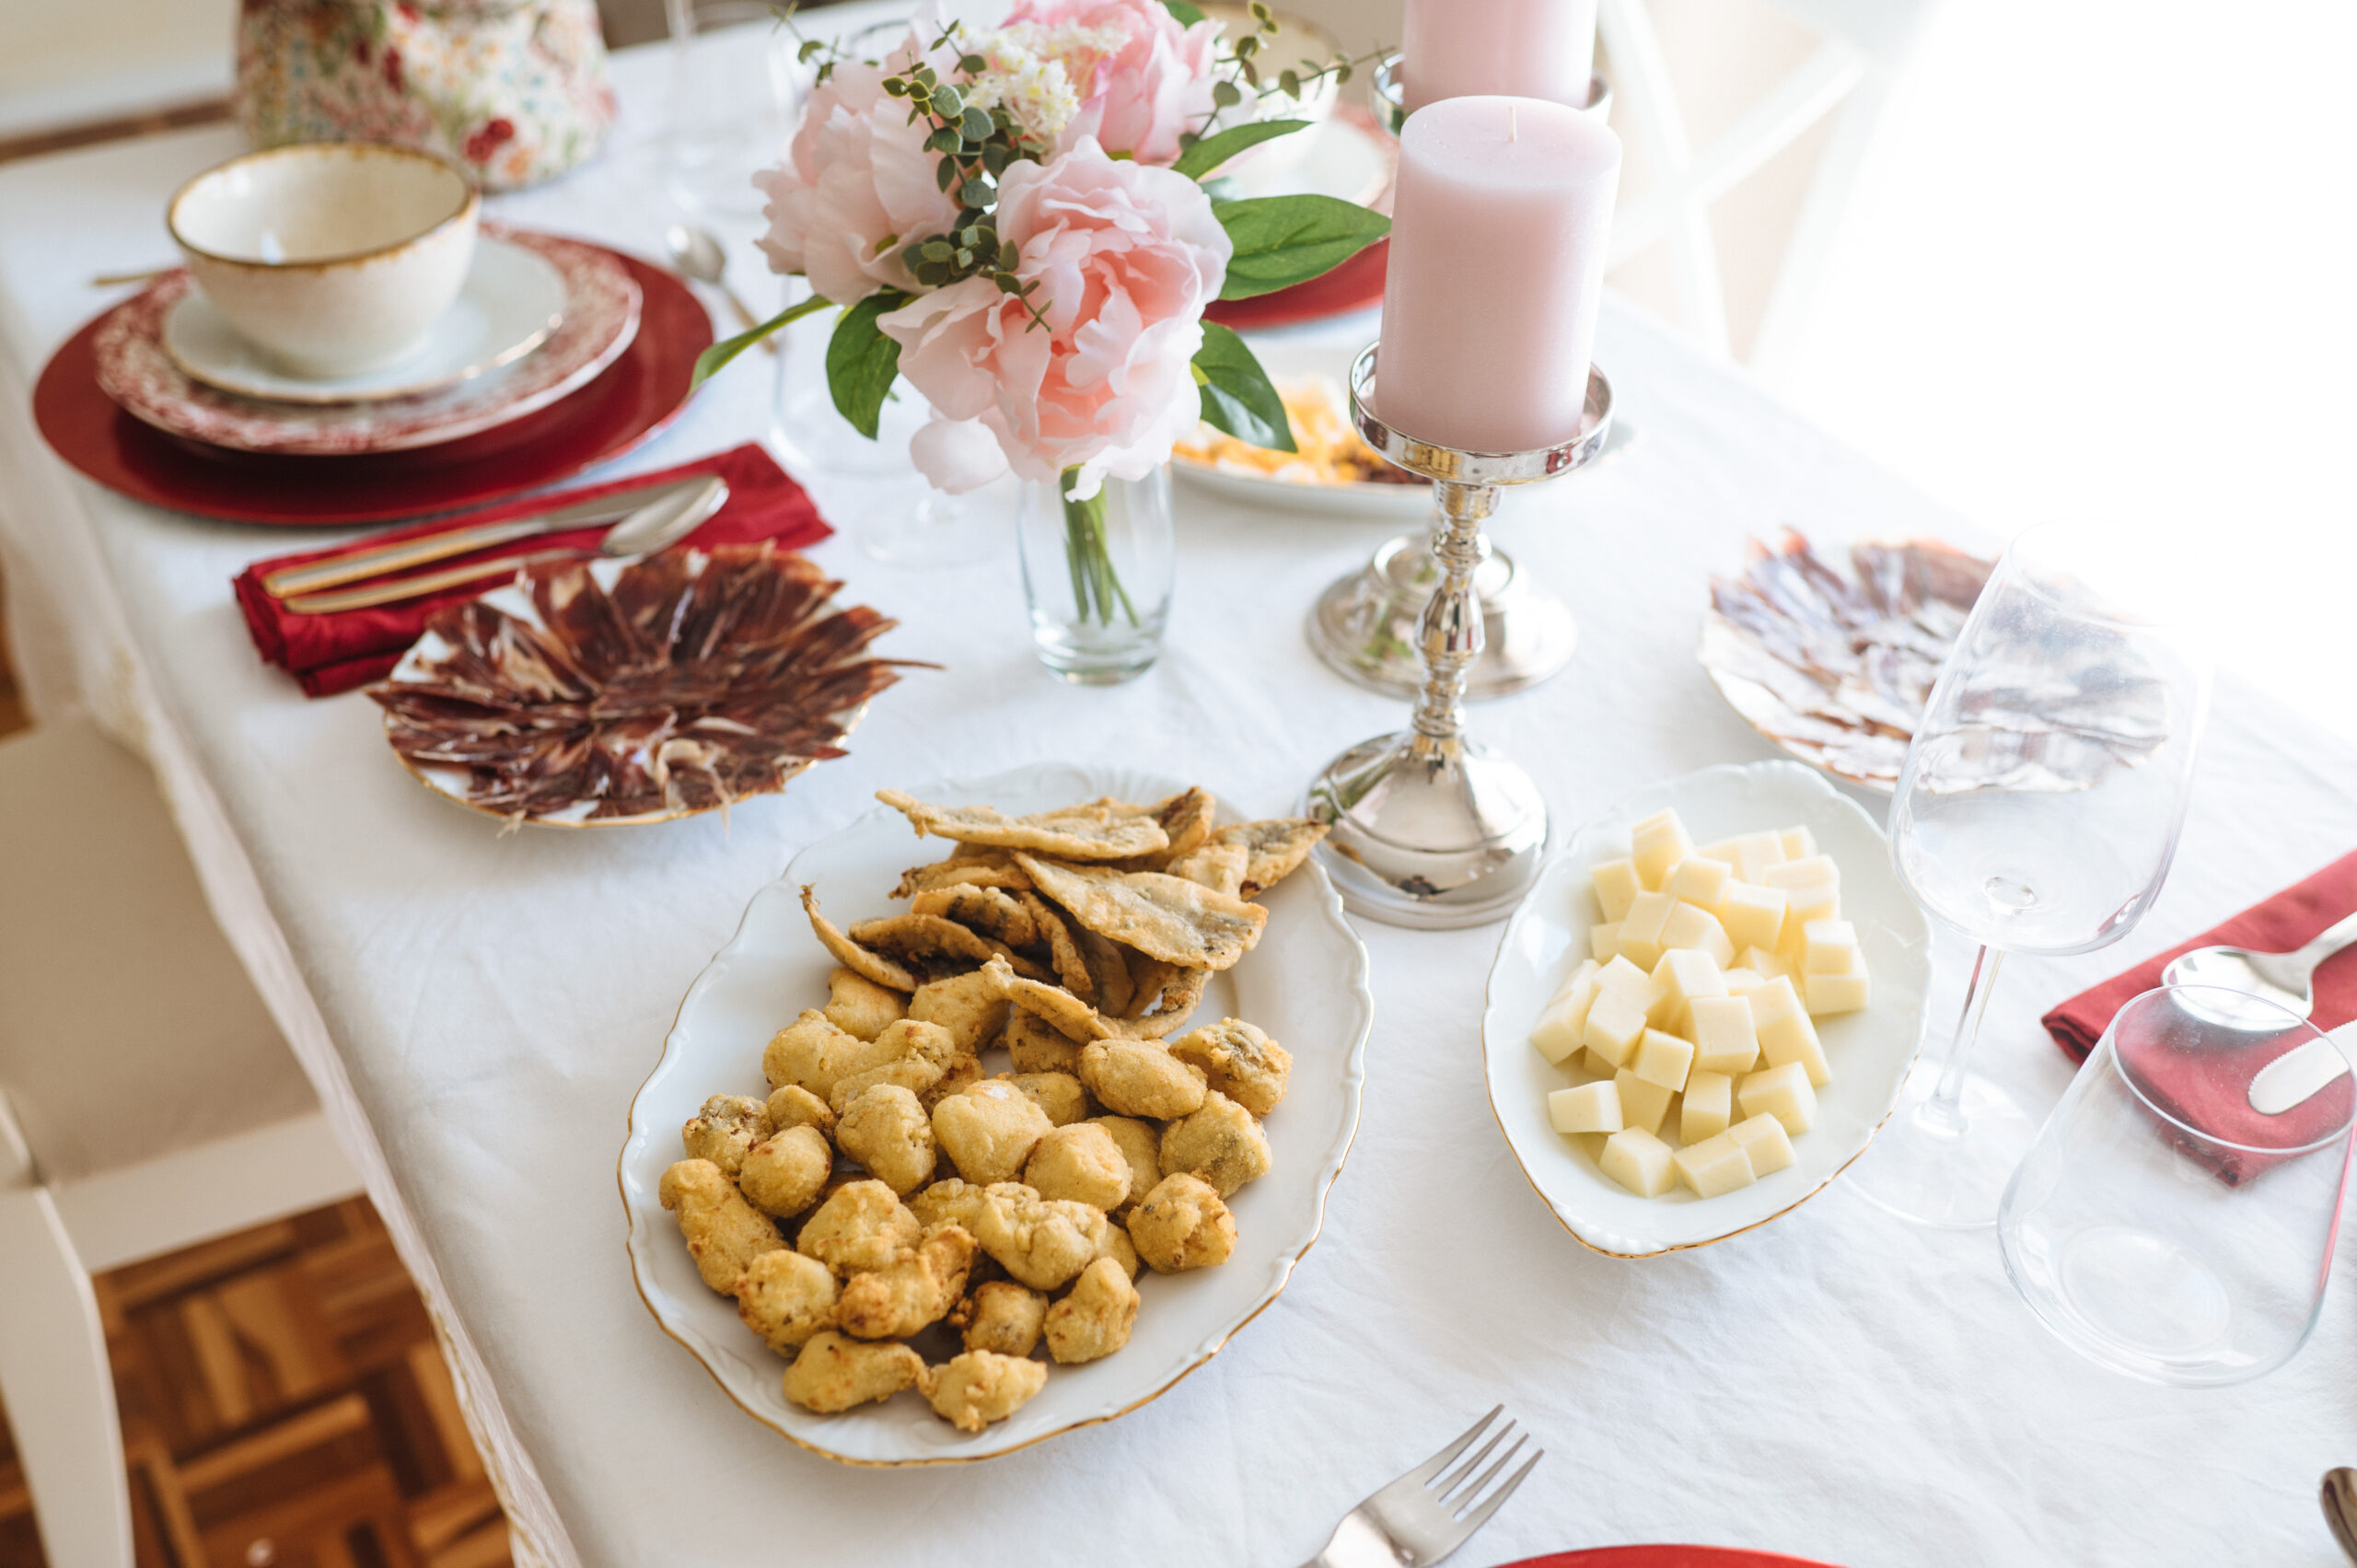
[1496,1547,1848,1567]
[32,236,714,528]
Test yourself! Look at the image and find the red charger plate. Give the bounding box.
[33,244,713,527]
[1501,1549,1844,1567]
[1205,236,1387,331]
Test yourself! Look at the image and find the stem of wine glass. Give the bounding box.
[1918,944,2006,1135]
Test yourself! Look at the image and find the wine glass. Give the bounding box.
[1850,521,2213,1227]
[1999,984,2354,1385]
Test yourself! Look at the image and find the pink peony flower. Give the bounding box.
[752,44,962,307]
[881,140,1231,497]
[1004,0,1221,167]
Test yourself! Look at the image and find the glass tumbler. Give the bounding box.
[1998,984,2355,1386]
[1016,467,1176,684]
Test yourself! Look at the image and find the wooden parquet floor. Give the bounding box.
[0,1199,515,1568]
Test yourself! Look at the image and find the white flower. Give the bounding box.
[961,21,1131,147]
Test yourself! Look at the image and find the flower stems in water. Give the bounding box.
[1060,468,1138,629]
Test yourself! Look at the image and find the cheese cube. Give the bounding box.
[1615,890,1678,970]
[1805,958,1871,1016]
[1582,992,1650,1068]
[1530,961,1602,1064]
[1738,944,1794,984]
[1582,1047,1622,1078]
[1719,882,1787,951]
[1549,1079,1624,1135]
[1590,923,1621,963]
[1590,857,1643,923]
[1673,1132,1758,1198]
[1595,955,1665,1011]
[1687,994,1759,1076]
[1631,1028,1696,1092]
[1764,854,1840,892]
[1803,919,1862,974]
[1630,809,1696,889]
[1722,967,1768,1001]
[1779,877,1840,927]
[1727,1112,1796,1176]
[1659,900,1736,968]
[1680,1070,1733,1143]
[1649,948,1728,1031]
[1697,838,1741,865]
[1779,825,1817,859]
[1613,1068,1677,1134]
[1666,855,1735,912]
[1739,1062,1818,1135]
[1751,976,1832,1086]
[1598,1127,1678,1197]
[1730,830,1785,883]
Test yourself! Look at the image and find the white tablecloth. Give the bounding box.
[3,32,2352,1568]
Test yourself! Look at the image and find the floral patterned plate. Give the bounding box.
[92,226,639,456]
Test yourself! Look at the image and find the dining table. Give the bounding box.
[3,17,2354,1567]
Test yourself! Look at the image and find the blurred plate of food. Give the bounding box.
[1172,338,1433,518]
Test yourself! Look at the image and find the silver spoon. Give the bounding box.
[2164,911,2357,1026]
[2322,1469,2357,1564]
[665,223,776,354]
[284,475,728,614]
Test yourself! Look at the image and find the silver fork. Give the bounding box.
[1304,1406,1544,1567]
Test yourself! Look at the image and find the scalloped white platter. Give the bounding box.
[1481,761,1932,1258]
[621,761,1374,1464]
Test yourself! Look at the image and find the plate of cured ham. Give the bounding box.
[367,542,911,825]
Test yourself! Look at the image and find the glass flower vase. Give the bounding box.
[1016,465,1174,684]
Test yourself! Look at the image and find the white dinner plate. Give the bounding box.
[1481,761,1932,1257]
[620,761,1375,1465]
[161,235,566,403]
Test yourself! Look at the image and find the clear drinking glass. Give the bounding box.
[665,0,805,220]
[1851,522,2213,1227]
[1999,985,2355,1385]
[1016,468,1176,684]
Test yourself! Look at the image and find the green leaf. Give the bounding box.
[1160,0,1206,23]
[1191,321,1295,452]
[690,293,835,389]
[826,292,908,439]
[1170,118,1310,181]
[1212,195,1391,300]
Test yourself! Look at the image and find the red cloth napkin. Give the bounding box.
[233,445,830,697]
[2042,850,2357,1182]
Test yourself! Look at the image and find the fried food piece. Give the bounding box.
[1091,1116,1163,1211]
[1127,1172,1237,1272]
[1008,1071,1089,1127]
[1160,1091,1272,1198]
[1165,842,1248,897]
[1098,1224,1142,1278]
[1016,891,1096,1002]
[1147,786,1216,866]
[734,1249,839,1355]
[970,1183,1110,1290]
[909,884,1039,948]
[925,1349,1049,1433]
[984,958,1120,1043]
[1169,1018,1294,1116]
[1014,854,1267,970]
[895,847,1033,899]
[681,1094,771,1177]
[1024,1121,1131,1209]
[784,1330,925,1413]
[796,1179,922,1276]
[921,1050,983,1111]
[1078,1037,1208,1120]
[847,912,1051,980]
[764,1084,836,1137]
[1077,927,1137,1017]
[836,1223,977,1340]
[1043,1256,1141,1365]
[824,1017,958,1111]
[801,885,918,991]
[737,1123,834,1218]
[659,1159,786,1293]
[1123,967,1209,1039]
[957,1279,1048,1358]
[877,789,1169,860]
[822,966,908,1041]
[1120,954,1180,1020]
[1005,1009,1082,1074]
[908,1177,991,1234]
[932,1080,1054,1184]
[835,1084,937,1194]
[909,967,1013,1054]
[1213,819,1329,896]
[765,1008,935,1101]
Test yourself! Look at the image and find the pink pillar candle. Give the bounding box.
[1402,0,1599,113]
[1374,95,1621,454]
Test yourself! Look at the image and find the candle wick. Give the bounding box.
[1509,103,1518,141]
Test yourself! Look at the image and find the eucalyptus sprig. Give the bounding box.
[879,45,1053,333]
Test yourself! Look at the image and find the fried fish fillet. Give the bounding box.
[877,790,1168,860]
[1212,819,1329,896]
[801,885,917,991]
[1012,854,1267,970]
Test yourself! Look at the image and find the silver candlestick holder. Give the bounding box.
[1368,52,1613,136]
[1306,345,1615,928]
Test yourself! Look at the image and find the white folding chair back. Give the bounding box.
[0,718,359,1567]
[1599,0,1940,375]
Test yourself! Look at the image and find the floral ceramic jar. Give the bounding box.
[235,0,616,192]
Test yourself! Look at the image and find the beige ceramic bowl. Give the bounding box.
[168,143,479,379]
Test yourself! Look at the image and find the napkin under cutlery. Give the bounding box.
[233,444,830,696]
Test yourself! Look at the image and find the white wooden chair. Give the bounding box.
[0,717,361,1566]
[1598,0,1941,376]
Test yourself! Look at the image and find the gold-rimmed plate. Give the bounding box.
[1480,761,1931,1258]
[619,762,1374,1464]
